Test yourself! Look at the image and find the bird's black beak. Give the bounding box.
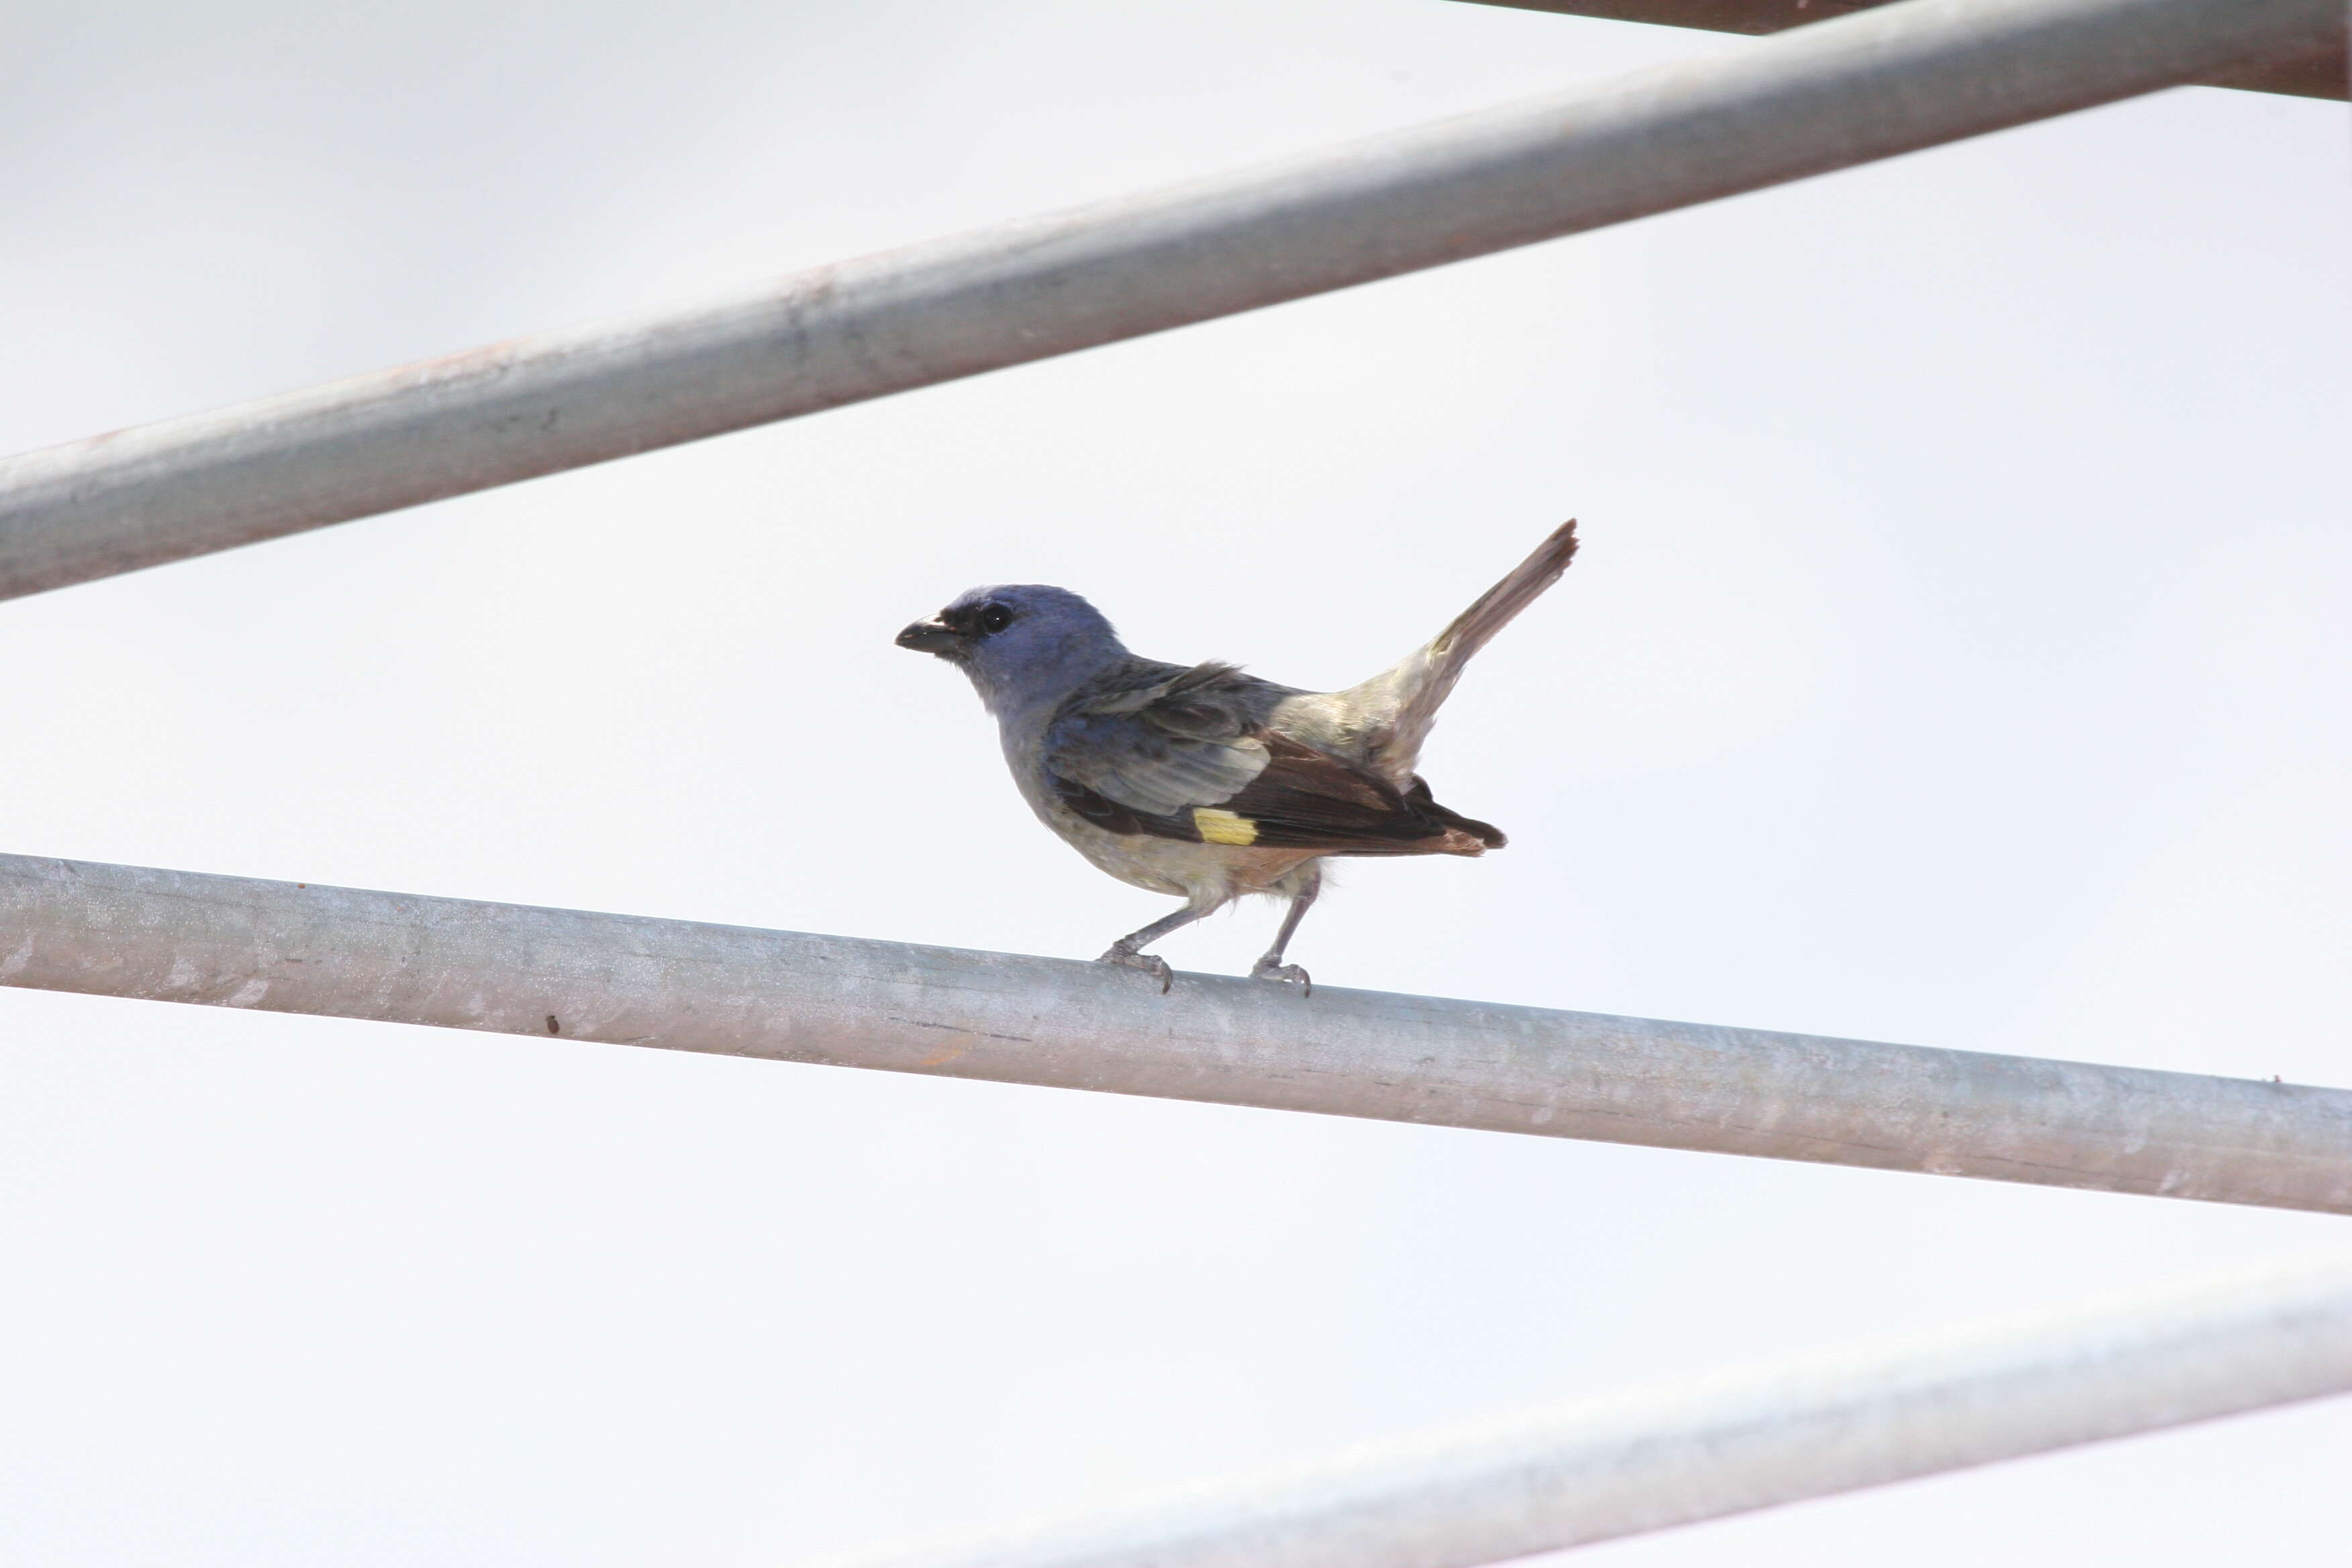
[895,616,964,656]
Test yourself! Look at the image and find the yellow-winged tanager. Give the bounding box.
[896,519,1578,992]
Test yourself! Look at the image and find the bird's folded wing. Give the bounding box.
[1048,665,1271,818]
[1048,671,1488,854]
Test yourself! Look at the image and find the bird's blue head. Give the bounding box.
[897,584,1130,716]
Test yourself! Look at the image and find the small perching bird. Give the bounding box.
[897,520,1578,992]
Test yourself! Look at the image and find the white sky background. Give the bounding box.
[1,0,2348,1561]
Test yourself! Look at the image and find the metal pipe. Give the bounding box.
[1451,0,2349,100]
[1,0,2337,601]
[802,1254,2352,1567]
[4,854,2347,1213]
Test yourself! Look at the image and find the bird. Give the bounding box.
[895,519,1578,993]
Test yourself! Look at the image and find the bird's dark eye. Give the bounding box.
[977,604,1014,634]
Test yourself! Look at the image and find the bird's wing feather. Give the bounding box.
[1048,668,1500,856]
[1048,664,1271,816]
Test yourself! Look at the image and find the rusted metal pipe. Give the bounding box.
[0,0,2339,600]
[3,854,2347,1213]
[1452,0,2349,100]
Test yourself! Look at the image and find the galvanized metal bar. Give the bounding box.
[1452,0,2350,100]
[803,1254,2352,1567]
[3,854,2347,1212]
[1,0,2338,601]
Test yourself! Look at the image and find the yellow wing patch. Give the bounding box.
[1191,807,1260,846]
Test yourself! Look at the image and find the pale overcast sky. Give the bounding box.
[1,2,2347,1563]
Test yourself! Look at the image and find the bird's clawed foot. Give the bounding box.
[1098,946,1174,994]
[1250,959,1312,997]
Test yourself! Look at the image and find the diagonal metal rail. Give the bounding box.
[0,0,2339,602]
[1451,0,2350,100]
[801,1254,2352,1567]
[5,854,2347,1213]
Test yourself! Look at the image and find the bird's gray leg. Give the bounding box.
[1250,865,1320,996]
[1099,903,1213,995]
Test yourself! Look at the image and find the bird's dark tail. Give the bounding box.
[1428,518,1579,670]
[1407,777,1507,852]
[1344,520,1579,783]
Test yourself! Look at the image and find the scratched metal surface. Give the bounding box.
[0,0,2337,601]
[4,852,2347,1212]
